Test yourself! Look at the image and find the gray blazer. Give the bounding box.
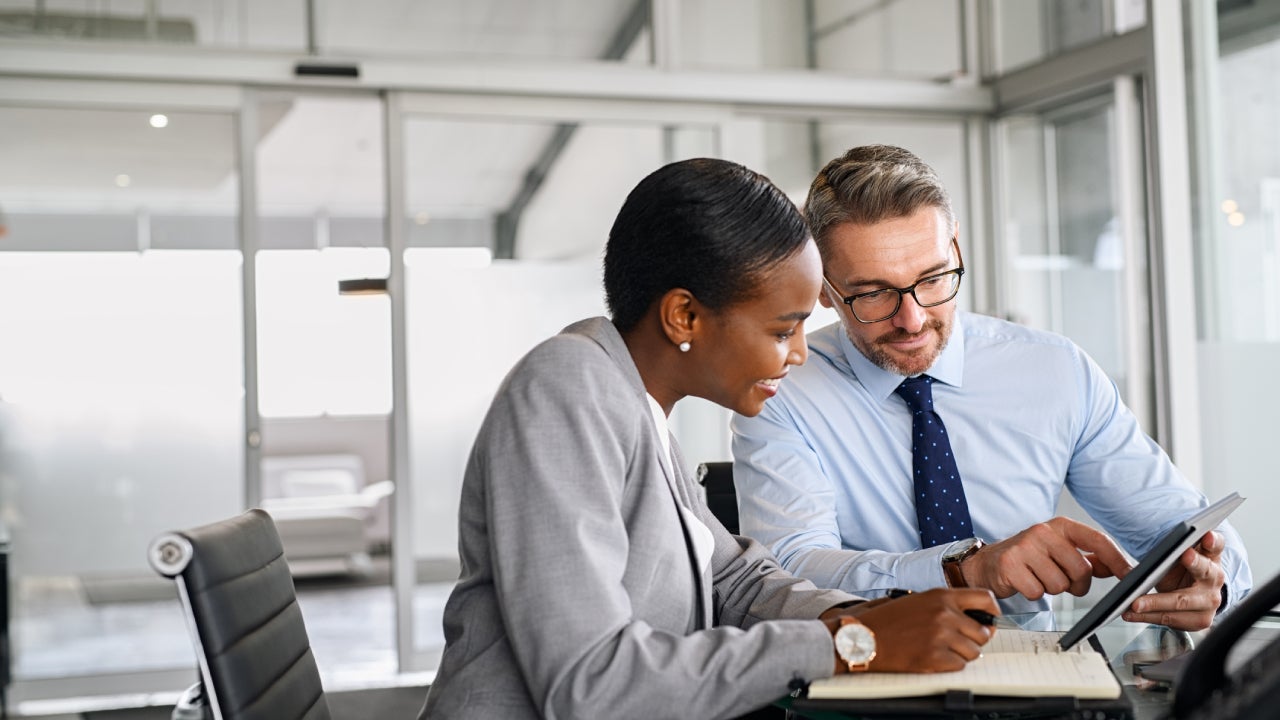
[419,317,859,720]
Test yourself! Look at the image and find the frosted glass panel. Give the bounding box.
[0,251,244,679]
[256,248,392,417]
[406,256,605,562]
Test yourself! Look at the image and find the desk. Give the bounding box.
[786,610,1280,720]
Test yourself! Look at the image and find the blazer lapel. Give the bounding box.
[666,439,714,630]
[570,316,714,630]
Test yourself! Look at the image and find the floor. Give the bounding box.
[9,560,452,718]
[16,684,430,720]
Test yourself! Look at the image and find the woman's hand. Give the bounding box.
[822,588,999,674]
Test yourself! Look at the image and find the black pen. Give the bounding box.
[964,608,997,626]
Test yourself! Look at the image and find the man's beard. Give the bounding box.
[848,317,953,377]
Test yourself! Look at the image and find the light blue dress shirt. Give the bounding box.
[731,311,1252,618]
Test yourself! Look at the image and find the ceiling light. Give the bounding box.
[1221,199,1238,214]
[414,212,430,225]
[1227,212,1245,227]
[115,174,131,188]
[149,114,169,128]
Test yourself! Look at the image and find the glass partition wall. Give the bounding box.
[0,90,246,704]
[1189,1,1280,584]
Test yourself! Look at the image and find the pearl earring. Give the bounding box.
[678,341,691,353]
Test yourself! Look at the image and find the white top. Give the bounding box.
[648,393,714,574]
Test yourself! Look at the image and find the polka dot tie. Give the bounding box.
[895,375,973,548]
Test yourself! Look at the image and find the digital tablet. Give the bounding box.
[1057,492,1245,651]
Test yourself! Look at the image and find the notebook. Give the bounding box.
[807,629,1121,700]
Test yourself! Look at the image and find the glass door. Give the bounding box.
[246,90,398,686]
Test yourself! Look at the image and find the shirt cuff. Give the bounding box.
[889,542,956,592]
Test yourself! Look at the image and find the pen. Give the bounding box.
[964,608,997,626]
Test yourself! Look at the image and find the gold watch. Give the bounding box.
[941,537,985,588]
[833,617,876,672]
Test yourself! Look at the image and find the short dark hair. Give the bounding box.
[604,158,810,332]
[805,144,954,260]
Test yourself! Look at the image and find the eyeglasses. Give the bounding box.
[826,241,965,324]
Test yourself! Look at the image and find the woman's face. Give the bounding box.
[691,240,822,417]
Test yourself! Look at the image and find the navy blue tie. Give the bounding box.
[895,375,973,548]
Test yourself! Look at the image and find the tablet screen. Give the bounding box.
[1058,492,1244,651]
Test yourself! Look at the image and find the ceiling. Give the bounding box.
[0,0,650,261]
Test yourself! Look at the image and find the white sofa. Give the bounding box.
[259,453,393,576]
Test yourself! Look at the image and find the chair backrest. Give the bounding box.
[696,461,739,535]
[148,509,331,720]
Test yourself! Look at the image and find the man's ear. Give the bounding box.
[658,288,697,346]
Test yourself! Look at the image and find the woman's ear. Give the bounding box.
[817,286,836,309]
[658,288,697,348]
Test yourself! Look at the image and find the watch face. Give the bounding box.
[944,537,981,561]
[835,623,876,666]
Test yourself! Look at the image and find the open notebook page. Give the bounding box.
[807,630,1122,701]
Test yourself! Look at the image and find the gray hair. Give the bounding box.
[804,144,955,259]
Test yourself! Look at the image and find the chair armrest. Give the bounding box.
[359,480,395,503]
[171,681,211,720]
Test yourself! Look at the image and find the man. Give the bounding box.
[731,144,1250,630]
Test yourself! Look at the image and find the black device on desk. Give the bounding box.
[1059,493,1244,651]
[1144,567,1280,720]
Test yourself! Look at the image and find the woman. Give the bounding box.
[419,158,997,720]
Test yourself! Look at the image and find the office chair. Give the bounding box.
[148,509,332,720]
[696,461,739,535]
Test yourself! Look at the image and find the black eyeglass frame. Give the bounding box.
[826,238,966,324]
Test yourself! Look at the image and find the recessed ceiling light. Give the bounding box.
[1227,212,1245,227]
[115,174,131,188]
[149,114,169,128]
[414,212,430,225]
[1221,199,1238,214]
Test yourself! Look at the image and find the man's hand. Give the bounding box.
[1121,530,1226,631]
[823,588,999,673]
[960,517,1132,600]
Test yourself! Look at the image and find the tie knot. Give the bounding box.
[895,375,935,414]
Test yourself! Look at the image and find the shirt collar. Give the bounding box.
[839,312,967,402]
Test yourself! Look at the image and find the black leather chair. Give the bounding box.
[148,509,331,720]
[697,461,739,534]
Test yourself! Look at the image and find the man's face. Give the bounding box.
[819,206,960,377]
